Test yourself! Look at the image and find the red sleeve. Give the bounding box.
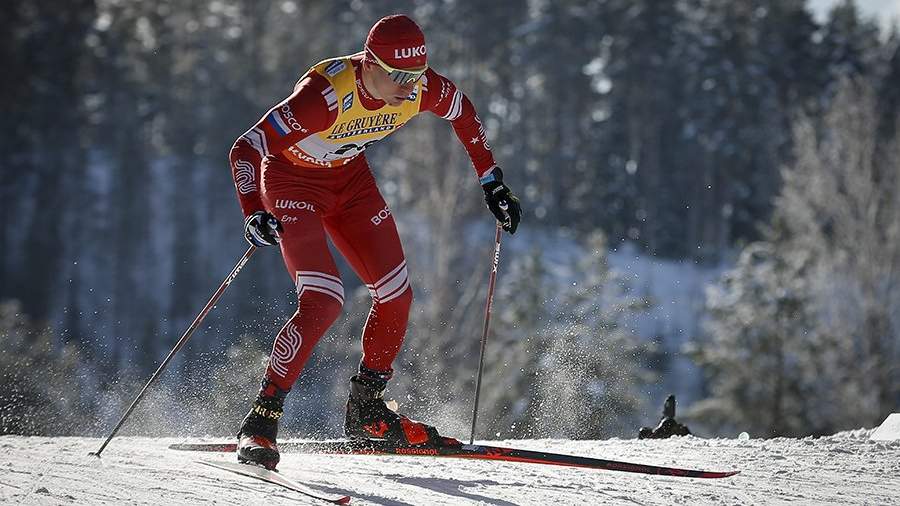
[420,68,497,178]
[229,72,336,217]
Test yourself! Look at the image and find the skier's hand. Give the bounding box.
[244,211,283,247]
[481,167,522,234]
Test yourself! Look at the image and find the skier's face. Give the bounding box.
[362,60,418,107]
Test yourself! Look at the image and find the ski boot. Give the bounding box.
[237,378,288,470]
[344,368,444,446]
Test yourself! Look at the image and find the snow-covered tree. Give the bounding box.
[0,301,94,435]
[524,233,655,438]
[778,78,900,427]
[397,231,656,440]
[689,242,825,437]
[693,78,900,436]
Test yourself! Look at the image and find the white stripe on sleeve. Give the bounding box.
[441,90,463,121]
[241,127,270,157]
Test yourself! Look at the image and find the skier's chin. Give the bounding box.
[386,96,405,107]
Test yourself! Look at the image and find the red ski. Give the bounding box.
[171,438,739,479]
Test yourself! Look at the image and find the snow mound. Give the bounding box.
[871,413,900,442]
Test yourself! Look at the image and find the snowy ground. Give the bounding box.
[1,431,898,505]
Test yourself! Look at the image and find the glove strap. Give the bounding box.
[479,166,503,186]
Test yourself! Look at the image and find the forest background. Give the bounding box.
[2,0,899,442]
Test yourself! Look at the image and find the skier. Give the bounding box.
[228,14,521,470]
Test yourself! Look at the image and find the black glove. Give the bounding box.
[481,167,521,234]
[244,211,283,247]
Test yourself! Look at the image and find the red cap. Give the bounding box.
[365,15,427,70]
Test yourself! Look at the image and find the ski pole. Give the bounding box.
[469,222,503,444]
[90,245,257,457]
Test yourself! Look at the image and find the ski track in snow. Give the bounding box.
[1,432,898,505]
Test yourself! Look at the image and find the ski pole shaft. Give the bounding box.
[90,245,257,457]
[469,223,503,444]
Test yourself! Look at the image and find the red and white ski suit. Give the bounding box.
[229,53,497,392]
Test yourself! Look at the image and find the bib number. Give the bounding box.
[333,139,380,157]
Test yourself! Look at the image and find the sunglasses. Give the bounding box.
[368,51,427,85]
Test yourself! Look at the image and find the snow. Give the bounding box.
[872,414,900,442]
[2,432,899,505]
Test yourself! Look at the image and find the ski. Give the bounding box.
[199,459,351,504]
[173,439,739,479]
